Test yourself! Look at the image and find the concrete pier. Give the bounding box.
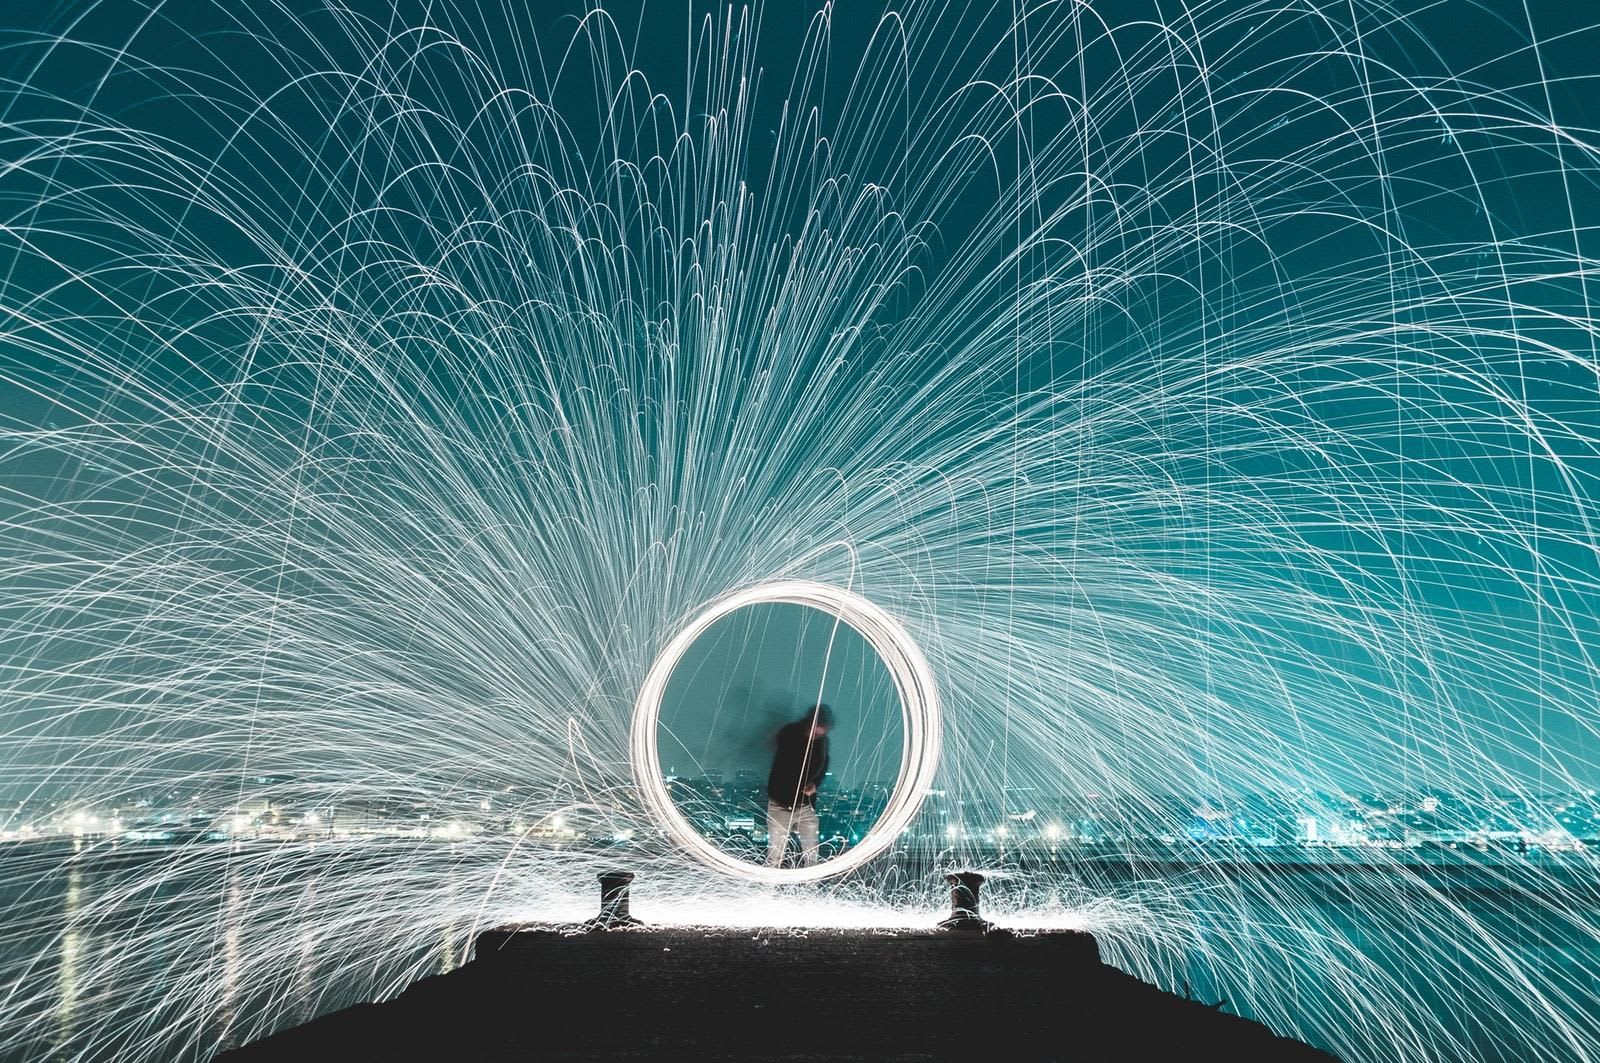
[217,871,1335,1062]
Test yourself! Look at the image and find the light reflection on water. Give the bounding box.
[3,841,1596,1063]
[50,864,81,1059]
[2,843,471,1063]
[214,870,243,1053]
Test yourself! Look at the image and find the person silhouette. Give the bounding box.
[764,703,832,867]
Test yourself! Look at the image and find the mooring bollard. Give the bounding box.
[938,870,994,931]
[588,869,642,929]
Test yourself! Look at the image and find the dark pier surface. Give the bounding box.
[218,875,1337,1062]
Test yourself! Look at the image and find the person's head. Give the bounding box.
[804,703,834,737]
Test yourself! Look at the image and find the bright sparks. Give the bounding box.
[2,2,1599,1061]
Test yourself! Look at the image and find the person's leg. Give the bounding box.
[795,803,820,866]
[765,801,791,867]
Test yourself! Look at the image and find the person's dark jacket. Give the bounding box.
[767,722,828,809]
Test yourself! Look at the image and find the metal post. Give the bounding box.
[589,870,642,929]
[938,871,993,931]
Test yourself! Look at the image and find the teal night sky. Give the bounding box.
[656,602,902,790]
[2,0,1598,804]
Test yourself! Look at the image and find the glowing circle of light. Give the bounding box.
[631,580,941,883]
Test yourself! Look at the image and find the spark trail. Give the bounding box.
[1,1,1598,1060]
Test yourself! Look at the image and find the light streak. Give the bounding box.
[632,579,940,882]
[0,2,1596,1061]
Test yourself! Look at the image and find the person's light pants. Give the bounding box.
[765,800,820,867]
